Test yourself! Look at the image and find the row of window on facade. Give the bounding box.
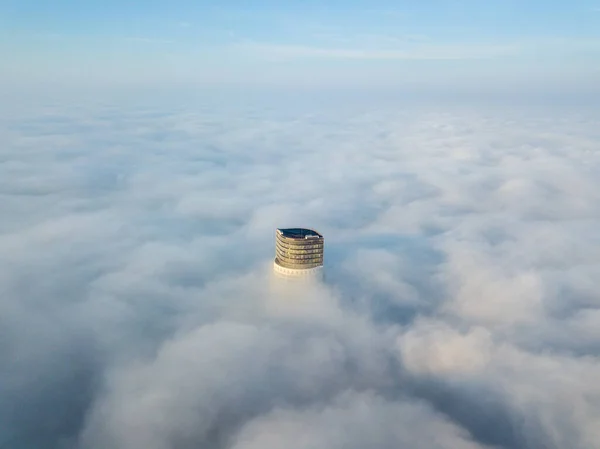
[277,253,323,262]
[276,242,324,250]
[278,260,323,268]
[276,246,323,256]
[277,247,323,257]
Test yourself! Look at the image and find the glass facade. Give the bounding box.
[275,228,324,270]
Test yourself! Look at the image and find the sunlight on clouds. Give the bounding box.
[1,91,599,449]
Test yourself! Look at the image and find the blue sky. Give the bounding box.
[2,0,600,90]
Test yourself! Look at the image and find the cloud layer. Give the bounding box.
[1,92,599,449]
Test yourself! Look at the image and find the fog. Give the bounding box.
[1,91,599,449]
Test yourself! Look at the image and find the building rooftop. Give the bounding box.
[277,228,323,239]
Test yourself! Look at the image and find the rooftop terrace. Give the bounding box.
[277,228,323,239]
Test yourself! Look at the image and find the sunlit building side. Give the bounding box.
[273,228,324,280]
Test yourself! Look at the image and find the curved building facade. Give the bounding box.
[273,228,324,279]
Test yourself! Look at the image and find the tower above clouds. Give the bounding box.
[273,228,324,280]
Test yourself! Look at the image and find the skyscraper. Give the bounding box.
[273,228,324,280]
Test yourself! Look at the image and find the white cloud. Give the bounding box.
[398,318,600,448]
[124,37,176,44]
[233,41,518,60]
[1,91,600,449]
[231,391,489,449]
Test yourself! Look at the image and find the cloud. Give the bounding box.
[231,391,488,449]
[233,41,518,60]
[230,36,600,63]
[124,37,176,44]
[1,91,599,449]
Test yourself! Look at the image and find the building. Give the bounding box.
[273,228,324,280]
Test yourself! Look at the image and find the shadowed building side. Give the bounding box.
[273,228,324,280]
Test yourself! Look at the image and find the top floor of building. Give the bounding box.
[276,228,323,240]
